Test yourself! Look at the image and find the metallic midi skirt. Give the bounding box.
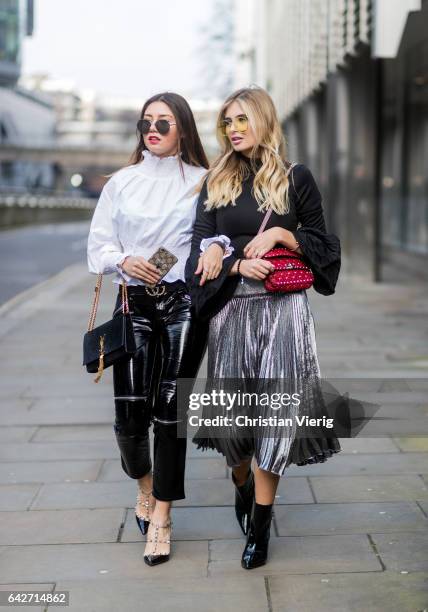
[194,277,341,475]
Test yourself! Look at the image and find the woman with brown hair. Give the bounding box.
[87,92,221,566]
[186,85,342,570]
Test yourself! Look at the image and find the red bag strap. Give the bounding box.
[257,162,297,235]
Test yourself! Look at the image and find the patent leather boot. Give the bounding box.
[232,469,255,535]
[241,502,273,570]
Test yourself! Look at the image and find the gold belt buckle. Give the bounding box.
[145,284,166,297]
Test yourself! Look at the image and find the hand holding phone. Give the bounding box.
[146,247,178,287]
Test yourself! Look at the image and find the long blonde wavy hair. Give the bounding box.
[202,86,292,215]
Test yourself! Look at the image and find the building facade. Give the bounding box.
[0,0,56,192]
[235,0,428,283]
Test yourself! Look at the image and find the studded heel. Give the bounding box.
[143,519,173,566]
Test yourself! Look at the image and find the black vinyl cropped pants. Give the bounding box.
[112,280,207,501]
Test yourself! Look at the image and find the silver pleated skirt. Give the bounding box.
[194,277,341,475]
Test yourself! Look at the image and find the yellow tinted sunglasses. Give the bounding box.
[219,115,249,136]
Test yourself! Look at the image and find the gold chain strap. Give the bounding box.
[87,274,129,332]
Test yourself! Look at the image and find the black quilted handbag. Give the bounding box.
[83,274,136,383]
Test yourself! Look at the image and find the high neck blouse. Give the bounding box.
[87,149,207,285]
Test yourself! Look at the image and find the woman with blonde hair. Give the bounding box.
[185,85,342,569]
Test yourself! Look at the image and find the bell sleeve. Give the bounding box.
[185,179,240,320]
[289,165,341,296]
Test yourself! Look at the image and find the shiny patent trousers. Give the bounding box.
[112,281,207,501]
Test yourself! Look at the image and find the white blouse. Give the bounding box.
[87,149,231,286]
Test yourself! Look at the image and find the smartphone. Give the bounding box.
[146,247,178,286]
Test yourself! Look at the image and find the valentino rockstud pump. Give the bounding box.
[143,519,173,566]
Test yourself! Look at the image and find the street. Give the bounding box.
[0,221,90,305]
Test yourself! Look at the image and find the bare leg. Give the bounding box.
[231,458,252,486]
[253,462,280,505]
[138,473,153,494]
[136,474,155,521]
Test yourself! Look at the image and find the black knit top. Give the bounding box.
[185,156,341,320]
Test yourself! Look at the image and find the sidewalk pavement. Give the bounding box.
[0,264,427,612]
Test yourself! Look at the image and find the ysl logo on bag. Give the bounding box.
[94,335,105,383]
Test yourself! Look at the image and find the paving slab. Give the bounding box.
[0,400,33,416]
[0,426,37,443]
[267,571,428,612]
[208,534,381,576]
[0,484,40,511]
[21,379,114,400]
[0,384,33,399]
[97,457,228,482]
[371,532,428,572]
[274,501,428,535]
[0,399,112,426]
[392,436,428,452]
[0,460,102,484]
[31,424,114,442]
[0,509,124,545]
[310,474,428,502]
[29,481,136,510]
[53,576,268,612]
[0,442,118,462]
[0,541,209,583]
[273,476,314,504]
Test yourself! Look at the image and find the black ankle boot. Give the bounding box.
[232,469,255,535]
[241,502,273,570]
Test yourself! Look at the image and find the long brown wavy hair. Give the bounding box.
[202,86,292,214]
[128,92,209,174]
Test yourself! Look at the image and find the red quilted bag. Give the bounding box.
[257,162,314,293]
[262,247,314,292]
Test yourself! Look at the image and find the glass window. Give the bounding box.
[0,0,20,65]
[404,39,428,254]
[381,38,428,255]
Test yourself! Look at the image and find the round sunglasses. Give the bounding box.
[137,118,177,136]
